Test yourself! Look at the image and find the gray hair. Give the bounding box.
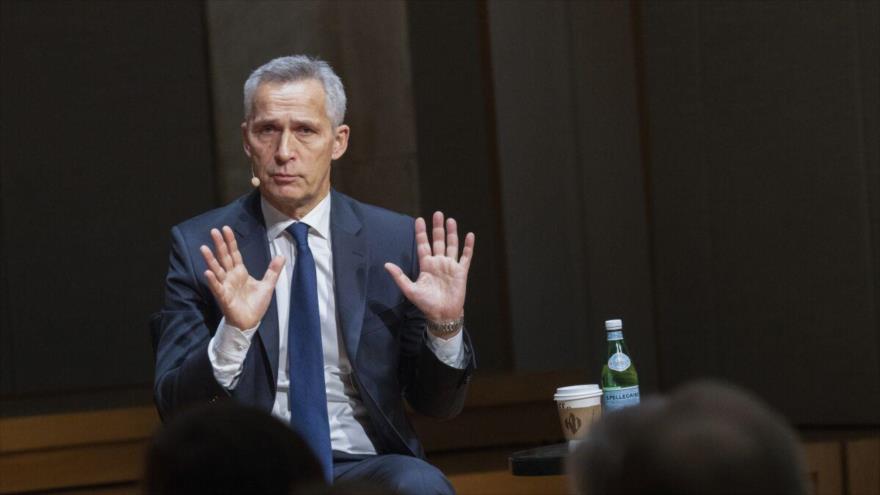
[243,55,347,127]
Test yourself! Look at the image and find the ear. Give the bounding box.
[241,121,253,158]
[331,124,350,160]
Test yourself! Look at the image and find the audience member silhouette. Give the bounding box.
[568,380,808,495]
[144,402,325,495]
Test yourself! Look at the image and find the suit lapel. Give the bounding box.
[331,191,368,362]
[232,191,280,388]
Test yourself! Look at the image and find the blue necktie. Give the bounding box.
[286,222,332,481]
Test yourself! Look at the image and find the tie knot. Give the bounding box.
[286,222,310,248]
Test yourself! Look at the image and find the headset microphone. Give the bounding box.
[250,166,261,187]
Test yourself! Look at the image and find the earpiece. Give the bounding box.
[250,165,260,187]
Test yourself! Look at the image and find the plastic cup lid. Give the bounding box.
[554,384,602,400]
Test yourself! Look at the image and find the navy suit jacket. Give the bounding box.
[154,189,475,458]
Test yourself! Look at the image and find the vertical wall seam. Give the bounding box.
[476,0,515,370]
[200,0,223,206]
[849,0,880,405]
[0,133,13,397]
[629,0,663,390]
[693,1,723,379]
[840,440,851,495]
[562,0,593,364]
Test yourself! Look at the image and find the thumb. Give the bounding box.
[384,262,416,299]
[262,255,286,286]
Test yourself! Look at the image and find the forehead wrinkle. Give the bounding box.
[251,80,329,123]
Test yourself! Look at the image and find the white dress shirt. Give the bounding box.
[208,193,466,454]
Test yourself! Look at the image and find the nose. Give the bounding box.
[275,129,297,163]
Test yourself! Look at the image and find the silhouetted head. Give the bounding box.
[144,402,325,495]
[569,380,808,495]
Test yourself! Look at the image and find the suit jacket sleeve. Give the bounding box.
[397,222,475,420]
[153,225,229,418]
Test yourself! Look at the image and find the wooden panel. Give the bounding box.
[432,446,570,495]
[5,378,869,494]
[0,372,573,492]
[0,441,146,494]
[42,484,140,495]
[449,471,568,495]
[1,406,158,454]
[413,402,563,453]
[462,370,585,408]
[0,406,155,492]
[44,484,140,495]
[413,371,580,452]
[804,441,844,495]
[846,438,880,495]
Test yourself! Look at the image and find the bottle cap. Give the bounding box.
[605,319,623,330]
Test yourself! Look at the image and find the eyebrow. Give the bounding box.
[251,117,321,128]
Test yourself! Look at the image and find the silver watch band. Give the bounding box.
[426,315,464,336]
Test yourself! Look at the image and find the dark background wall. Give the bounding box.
[1,0,878,427]
[1,0,217,413]
[640,0,879,425]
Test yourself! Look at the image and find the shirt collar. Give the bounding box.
[261,192,332,242]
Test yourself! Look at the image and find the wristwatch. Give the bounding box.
[426,315,464,337]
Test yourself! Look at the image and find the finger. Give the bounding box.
[432,211,445,257]
[261,255,285,286]
[211,228,234,271]
[459,232,476,270]
[445,217,459,260]
[199,244,226,282]
[222,226,244,266]
[415,217,431,262]
[384,262,417,301]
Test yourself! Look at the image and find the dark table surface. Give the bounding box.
[508,442,569,476]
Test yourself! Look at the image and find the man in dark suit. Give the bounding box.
[154,55,475,495]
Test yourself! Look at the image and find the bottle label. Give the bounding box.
[607,330,623,341]
[603,385,640,412]
[608,352,631,371]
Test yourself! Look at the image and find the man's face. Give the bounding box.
[242,79,349,217]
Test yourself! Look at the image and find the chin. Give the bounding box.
[263,187,313,207]
[266,182,305,196]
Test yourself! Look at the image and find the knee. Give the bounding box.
[387,457,454,495]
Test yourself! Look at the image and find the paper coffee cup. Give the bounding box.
[554,384,602,447]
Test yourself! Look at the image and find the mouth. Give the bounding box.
[269,174,303,185]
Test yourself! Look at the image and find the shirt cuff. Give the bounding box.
[425,330,467,369]
[208,317,258,389]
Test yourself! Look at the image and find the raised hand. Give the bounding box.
[384,212,475,329]
[200,226,285,330]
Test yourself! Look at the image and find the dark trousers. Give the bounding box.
[333,452,455,495]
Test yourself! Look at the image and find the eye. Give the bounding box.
[257,125,278,135]
[297,126,315,135]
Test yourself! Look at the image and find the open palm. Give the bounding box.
[385,212,475,323]
[200,226,285,330]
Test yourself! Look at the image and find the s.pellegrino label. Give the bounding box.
[603,385,640,412]
[601,319,640,412]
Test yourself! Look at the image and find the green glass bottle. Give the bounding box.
[601,318,640,412]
